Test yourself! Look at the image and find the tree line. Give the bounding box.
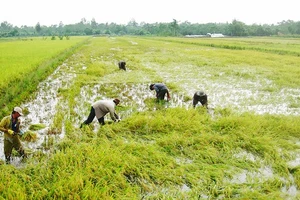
[1,18,300,38]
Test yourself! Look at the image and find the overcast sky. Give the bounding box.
[1,0,299,27]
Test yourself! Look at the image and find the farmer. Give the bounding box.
[118,61,126,71]
[149,83,171,102]
[80,98,121,128]
[192,91,208,108]
[0,106,27,164]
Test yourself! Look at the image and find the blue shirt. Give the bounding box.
[153,83,168,93]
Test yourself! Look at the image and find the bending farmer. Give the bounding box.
[81,98,121,127]
[149,83,171,102]
[0,107,27,164]
[193,91,208,108]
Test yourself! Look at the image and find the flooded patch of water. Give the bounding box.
[144,63,300,116]
[74,82,189,129]
[229,166,273,184]
[230,150,300,198]
[175,157,193,165]
[0,61,77,163]
[1,45,299,198]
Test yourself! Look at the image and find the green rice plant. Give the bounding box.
[28,123,46,131]
[1,36,300,199]
[21,130,37,142]
[48,108,65,135]
[0,36,90,117]
[1,107,300,199]
[41,135,55,150]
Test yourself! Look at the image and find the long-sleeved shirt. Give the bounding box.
[153,83,168,94]
[92,100,118,121]
[0,115,20,139]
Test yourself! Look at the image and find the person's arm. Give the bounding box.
[107,103,118,122]
[0,117,8,133]
[109,109,117,121]
[167,90,171,101]
[114,113,121,122]
[0,126,7,133]
[0,117,12,134]
[154,87,159,97]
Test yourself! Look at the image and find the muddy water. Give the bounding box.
[1,60,299,162]
[1,49,300,198]
[0,62,76,163]
[145,63,300,115]
[229,151,299,199]
[74,82,188,127]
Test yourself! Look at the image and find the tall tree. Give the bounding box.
[1,21,13,30]
[91,18,97,28]
[35,22,41,34]
[229,20,247,36]
[170,19,179,36]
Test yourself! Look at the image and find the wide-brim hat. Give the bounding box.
[14,106,23,116]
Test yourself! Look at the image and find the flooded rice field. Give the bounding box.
[145,63,300,116]
[0,45,299,197]
[0,62,76,163]
[1,56,299,162]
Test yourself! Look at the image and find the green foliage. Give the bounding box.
[29,124,46,131]
[2,19,300,37]
[2,108,300,199]
[0,36,90,117]
[1,36,300,199]
[21,130,37,142]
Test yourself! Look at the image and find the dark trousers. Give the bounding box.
[157,89,168,100]
[81,107,105,127]
[4,136,26,164]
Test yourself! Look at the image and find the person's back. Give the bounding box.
[153,83,167,91]
[150,83,171,101]
[193,91,208,108]
[118,61,126,71]
[81,98,120,127]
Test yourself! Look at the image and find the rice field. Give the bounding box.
[0,36,300,199]
[0,36,89,116]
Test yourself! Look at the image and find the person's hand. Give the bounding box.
[115,118,121,123]
[7,129,14,135]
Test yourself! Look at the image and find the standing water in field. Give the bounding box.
[1,47,299,165]
[0,62,77,163]
[144,63,300,116]
[74,82,189,128]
